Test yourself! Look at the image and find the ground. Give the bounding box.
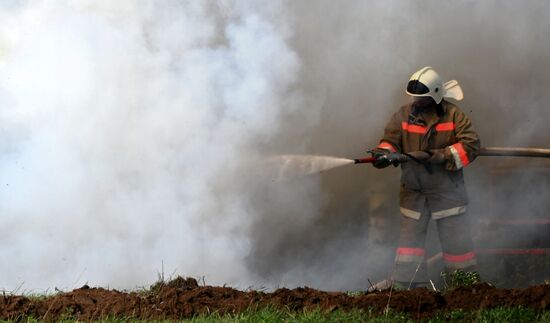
[0,277,548,321]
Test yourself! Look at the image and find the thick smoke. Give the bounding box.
[0,1,548,292]
[0,0,303,291]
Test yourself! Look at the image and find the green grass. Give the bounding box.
[187,307,409,323]
[428,307,550,323]
[441,270,481,290]
[5,306,548,322]
[0,308,406,323]
[187,307,549,323]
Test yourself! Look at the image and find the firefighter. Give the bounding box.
[372,66,480,289]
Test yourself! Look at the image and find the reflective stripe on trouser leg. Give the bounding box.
[393,205,430,283]
[395,248,425,263]
[393,247,427,284]
[436,211,477,271]
[443,251,477,270]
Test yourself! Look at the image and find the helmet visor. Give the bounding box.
[406,80,430,95]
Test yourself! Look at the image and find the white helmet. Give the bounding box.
[405,66,463,103]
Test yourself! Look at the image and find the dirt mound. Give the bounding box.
[149,276,200,292]
[0,278,548,321]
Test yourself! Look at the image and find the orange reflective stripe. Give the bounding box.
[401,122,427,134]
[443,251,476,263]
[402,122,454,133]
[452,142,470,167]
[435,122,455,132]
[378,141,397,152]
[396,247,425,256]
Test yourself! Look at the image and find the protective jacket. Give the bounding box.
[378,99,480,220]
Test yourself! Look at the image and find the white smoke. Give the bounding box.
[0,1,305,291]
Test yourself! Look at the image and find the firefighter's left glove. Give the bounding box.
[427,148,449,164]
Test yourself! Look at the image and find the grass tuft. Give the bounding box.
[441,270,481,290]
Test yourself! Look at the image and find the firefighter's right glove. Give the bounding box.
[370,148,391,168]
[371,149,405,168]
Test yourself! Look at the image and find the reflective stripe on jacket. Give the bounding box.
[378,100,480,219]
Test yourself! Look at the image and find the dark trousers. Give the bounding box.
[393,204,477,284]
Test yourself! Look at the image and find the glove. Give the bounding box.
[373,156,392,169]
[388,153,408,166]
[427,148,449,164]
[371,149,407,168]
[370,148,392,169]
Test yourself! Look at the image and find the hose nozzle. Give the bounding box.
[354,157,376,164]
[354,153,409,166]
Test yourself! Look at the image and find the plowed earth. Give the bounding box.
[0,277,548,321]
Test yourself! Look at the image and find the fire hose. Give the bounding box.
[354,147,550,164]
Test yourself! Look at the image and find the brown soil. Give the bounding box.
[0,278,548,321]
